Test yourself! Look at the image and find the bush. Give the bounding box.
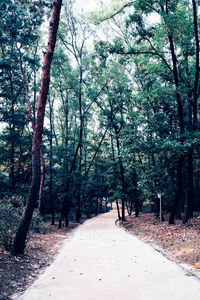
[0,195,23,250]
[30,211,45,233]
[0,195,45,250]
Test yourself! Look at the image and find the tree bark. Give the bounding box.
[183,148,194,223]
[161,2,185,224]
[19,46,46,213]
[12,0,62,255]
[133,170,139,217]
[169,156,184,224]
[48,97,55,225]
[110,132,121,220]
[192,0,199,131]
[114,127,126,221]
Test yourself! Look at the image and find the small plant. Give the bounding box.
[30,211,45,233]
[0,195,24,250]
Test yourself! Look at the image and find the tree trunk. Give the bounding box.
[10,137,15,189]
[192,0,199,132]
[169,156,184,224]
[183,148,194,223]
[19,47,46,213]
[76,64,83,223]
[162,3,185,223]
[110,132,121,220]
[58,179,70,228]
[12,134,41,254]
[116,200,121,220]
[10,95,15,189]
[38,152,45,213]
[49,98,55,225]
[115,129,126,221]
[12,0,62,255]
[133,171,139,217]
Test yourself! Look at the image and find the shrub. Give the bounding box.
[0,195,45,250]
[0,195,23,250]
[30,211,45,233]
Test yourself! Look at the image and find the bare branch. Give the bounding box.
[95,2,134,25]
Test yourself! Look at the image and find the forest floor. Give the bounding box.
[9,209,200,300]
[0,212,200,299]
[0,222,79,300]
[121,213,200,276]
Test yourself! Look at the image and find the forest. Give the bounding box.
[0,0,200,259]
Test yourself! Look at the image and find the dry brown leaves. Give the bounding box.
[0,222,78,300]
[122,213,200,274]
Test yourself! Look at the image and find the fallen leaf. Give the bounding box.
[194,262,200,269]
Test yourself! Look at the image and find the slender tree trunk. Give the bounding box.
[161,3,185,223]
[38,153,45,213]
[49,98,55,225]
[86,198,92,219]
[134,188,139,217]
[183,148,194,223]
[169,156,184,224]
[95,198,99,215]
[12,0,62,255]
[192,0,199,132]
[58,139,81,228]
[19,47,46,213]
[58,177,70,228]
[133,171,139,217]
[110,131,121,220]
[49,158,54,225]
[126,200,131,215]
[76,64,83,223]
[10,137,15,189]
[12,134,41,254]
[116,200,121,220]
[10,84,15,189]
[115,128,126,221]
[59,107,83,226]
[76,141,83,223]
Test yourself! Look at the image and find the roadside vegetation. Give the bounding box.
[0,0,200,293]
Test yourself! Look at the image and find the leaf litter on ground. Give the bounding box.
[0,222,78,300]
[121,213,200,276]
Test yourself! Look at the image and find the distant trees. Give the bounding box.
[98,0,200,223]
[0,0,200,254]
[0,0,42,192]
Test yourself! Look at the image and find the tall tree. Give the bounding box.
[12,0,62,255]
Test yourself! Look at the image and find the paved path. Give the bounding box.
[16,210,200,300]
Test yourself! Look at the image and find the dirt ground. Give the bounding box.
[0,212,200,299]
[0,222,79,300]
[121,213,200,274]
[10,210,200,300]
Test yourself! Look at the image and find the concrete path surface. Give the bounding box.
[15,209,200,300]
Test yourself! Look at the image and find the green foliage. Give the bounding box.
[30,211,45,233]
[0,0,200,244]
[0,195,44,250]
[0,195,24,250]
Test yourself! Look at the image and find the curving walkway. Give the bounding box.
[14,209,200,300]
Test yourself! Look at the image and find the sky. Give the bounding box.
[74,0,160,25]
[74,0,116,13]
[74,0,101,12]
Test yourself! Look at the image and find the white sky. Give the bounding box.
[74,0,118,13]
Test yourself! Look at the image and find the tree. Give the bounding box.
[96,0,200,223]
[0,0,43,192]
[12,0,63,255]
